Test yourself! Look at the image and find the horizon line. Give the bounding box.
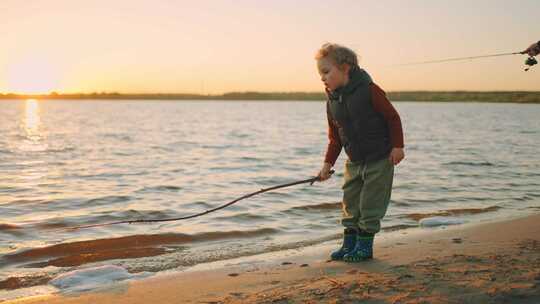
[2,91,539,103]
[2,89,540,97]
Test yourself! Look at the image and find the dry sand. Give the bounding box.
[3,213,540,304]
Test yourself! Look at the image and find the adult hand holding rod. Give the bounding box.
[521,41,540,57]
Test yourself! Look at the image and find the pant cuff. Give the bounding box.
[358,229,375,237]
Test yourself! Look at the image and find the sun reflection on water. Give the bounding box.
[24,99,41,137]
[20,99,48,152]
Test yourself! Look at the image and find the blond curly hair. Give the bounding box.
[315,43,358,67]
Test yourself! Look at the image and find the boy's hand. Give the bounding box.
[389,148,404,165]
[318,162,333,181]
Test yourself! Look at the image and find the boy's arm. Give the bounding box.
[370,83,404,148]
[324,102,342,166]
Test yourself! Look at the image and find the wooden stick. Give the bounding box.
[65,170,334,230]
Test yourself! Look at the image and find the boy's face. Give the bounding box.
[317,58,349,91]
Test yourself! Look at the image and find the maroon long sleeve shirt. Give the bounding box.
[324,83,404,166]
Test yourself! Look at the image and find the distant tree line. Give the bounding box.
[1,91,539,103]
[387,91,540,103]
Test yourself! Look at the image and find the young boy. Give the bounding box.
[315,43,404,262]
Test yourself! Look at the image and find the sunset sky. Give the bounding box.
[1,0,538,94]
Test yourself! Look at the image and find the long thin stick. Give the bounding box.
[66,171,333,230]
[396,51,522,66]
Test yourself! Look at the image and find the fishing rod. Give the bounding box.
[65,170,334,230]
[397,50,537,71]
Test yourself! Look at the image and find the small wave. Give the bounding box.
[46,146,76,153]
[0,274,52,291]
[265,191,293,198]
[288,202,341,212]
[404,197,491,205]
[382,224,418,232]
[0,223,21,231]
[112,209,174,218]
[23,246,167,269]
[444,161,496,167]
[35,221,71,229]
[170,140,199,146]
[515,194,534,202]
[2,228,279,268]
[238,156,260,161]
[214,213,268,222]
[119,233,344,273]
[184,201,215,209]
[2,199,48,207]
[293,147,314,155]
[0,186,30,195]
[101,133,133,142]
[69,171,148,179]
[227,132,250,139]
[206,166,244,172]
[0,149,13,155]
[403,205,501,222]
[526,192,540,198]
[150,145,174,152]
[113,151,137,157]
[201,144,233,149]
[15,196,133,211]
[390,200,410,207]
[54,209,185,228]
[136,185,182,193]
[86,195,132,206]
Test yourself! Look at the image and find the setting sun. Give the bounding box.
[5,57,60,94]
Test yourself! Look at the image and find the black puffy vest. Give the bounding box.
[327,67,392,162]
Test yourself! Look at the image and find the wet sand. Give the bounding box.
[4,213,540,304]
[1,228,278,270]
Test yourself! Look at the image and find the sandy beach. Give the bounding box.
[2,1,539,303]
[2,213,539,304]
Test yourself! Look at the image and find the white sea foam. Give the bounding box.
[49,265,151,293]
[419,216,465,227]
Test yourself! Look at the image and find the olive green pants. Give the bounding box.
[341,157,394,234]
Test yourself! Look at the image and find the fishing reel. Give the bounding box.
[525,56,537,71]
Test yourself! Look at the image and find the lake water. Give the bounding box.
[1,99,539,294]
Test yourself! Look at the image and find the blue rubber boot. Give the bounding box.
[330,228,357,261]
[343,232,374,262]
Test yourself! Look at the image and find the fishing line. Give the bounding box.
[394,50,537,71]
[396,51,521,66]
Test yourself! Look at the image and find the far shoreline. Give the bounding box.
[1,91,540,103]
